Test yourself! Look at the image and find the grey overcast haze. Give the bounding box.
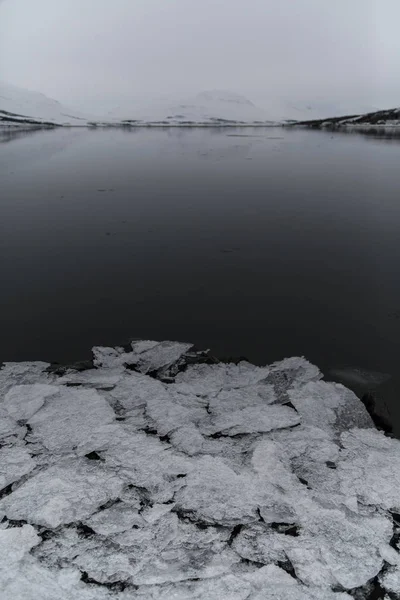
[1,0,400,115]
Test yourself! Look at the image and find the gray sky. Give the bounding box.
[1,0,400,113]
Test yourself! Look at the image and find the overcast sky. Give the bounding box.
[1,0,400,113]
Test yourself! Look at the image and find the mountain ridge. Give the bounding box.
[0,81,96,126]
[1,81,399,128]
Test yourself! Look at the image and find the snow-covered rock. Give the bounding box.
[0,340,398,599]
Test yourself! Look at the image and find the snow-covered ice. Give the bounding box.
[0,339,399,599]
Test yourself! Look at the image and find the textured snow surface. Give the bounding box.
[0,340,398,599]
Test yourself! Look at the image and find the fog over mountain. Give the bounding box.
[1,0,400,118]
[0,81,386,127]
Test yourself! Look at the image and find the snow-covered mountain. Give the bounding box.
[0,84,277,126]
[290,106,400,129]
[107,93,384,125]
[108,90,277,124]
[335,107,400,126]
[273,100,380,122]
[0,81,96,126]
[1,81,392,128]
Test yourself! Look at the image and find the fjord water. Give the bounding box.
[1,126,400,380]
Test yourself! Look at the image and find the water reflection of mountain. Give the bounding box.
[346,127,400,142]
[0,126,54,144]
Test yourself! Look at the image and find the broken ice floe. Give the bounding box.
[0,340,399,599]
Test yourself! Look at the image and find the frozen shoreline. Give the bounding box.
[0,340,399,599]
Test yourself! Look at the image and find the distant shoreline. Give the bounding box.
[0,122,280,129]
[2,121,400,131]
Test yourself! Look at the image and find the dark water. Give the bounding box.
[1,126,400,382]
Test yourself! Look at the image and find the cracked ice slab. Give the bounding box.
[380,566,400,596]
[2,384,59,421]
[173,356,320,396]
[173,361,272,395]
[338,427,400,512]
[103,370,170,413]
[28,387,116,451]
[288,380,374,436]
[200,404,300,436]
[0,447,36,491]
[35,512,238,586]
[0,361,52,399]
[0,407,25,443]
[0,525,113,600]
[145,390,207,436]
[0,523,40,566]
[93,340,193,374]
[233,501,393,589]
[85,503,145,535]
[130,566,352,600]
[0,339,399,599]
[174,455,286,526]
[75,424,193,503]
[56,367,124,388]
[241,565,352,600]
[207,383,277,415]
[264,426,352,509]
[0,459,124,527]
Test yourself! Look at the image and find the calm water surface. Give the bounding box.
[1,126,400,382]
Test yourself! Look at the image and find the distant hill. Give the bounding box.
[338,107,400,126]
[0,81,96,126]
[291,106,400,129]
[0,84,276,126]
[274,100,378,122]
[2,81,395,129]
[107,90,276,124]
